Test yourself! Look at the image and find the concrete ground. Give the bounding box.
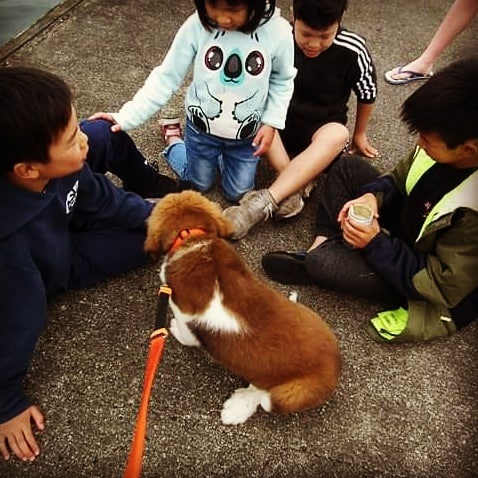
[1,1,477,477]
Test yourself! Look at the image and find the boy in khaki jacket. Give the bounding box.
[262,57,478,343]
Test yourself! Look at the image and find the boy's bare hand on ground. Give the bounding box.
[0,406,44,461]
[88,112,122,132]
[349,133,379,158]
[252,125,275,156]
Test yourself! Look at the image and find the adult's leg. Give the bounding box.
[81,119,181,198]
[68,228,149,289]
[385,0,478,82]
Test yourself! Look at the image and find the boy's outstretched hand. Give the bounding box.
[0,405,44,461]
[88,112,122,132]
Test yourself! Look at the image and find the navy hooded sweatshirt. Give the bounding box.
[0,163,152,423]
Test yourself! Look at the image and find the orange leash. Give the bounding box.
[123,285,172,478]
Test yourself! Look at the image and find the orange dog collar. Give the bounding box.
[168,228,207,254]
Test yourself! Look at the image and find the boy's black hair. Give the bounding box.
[293,0,347,30]
[401,57,478,149]
[194,0,275,33]
[0,66,73,173]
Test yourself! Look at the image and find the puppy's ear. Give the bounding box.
[201,199,235,238]
[144,203,168,262]
[190,192,235,239]
[144,228,161,262]
[146,249,161,263]
[216,211,235,238]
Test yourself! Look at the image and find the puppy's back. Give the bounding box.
[191,239,341,410]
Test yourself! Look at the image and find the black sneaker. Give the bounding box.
[177,180,194,192]
[124,176,192,198]
[261,251,312,284]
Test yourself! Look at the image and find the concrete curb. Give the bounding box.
[0,0,85,64]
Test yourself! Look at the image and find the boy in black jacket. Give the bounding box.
[224,0,378,238]
[0,66,180,462]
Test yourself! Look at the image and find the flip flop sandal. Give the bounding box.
[384,66,433,85]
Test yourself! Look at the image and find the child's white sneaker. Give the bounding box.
[223,189,278,239]
[274,192,304,220]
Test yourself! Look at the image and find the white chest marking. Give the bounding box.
[170,285,244,335]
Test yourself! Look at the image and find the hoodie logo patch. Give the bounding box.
[65,180,79,214]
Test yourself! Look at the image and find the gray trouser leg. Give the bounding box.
[308,154,403,305]
[305,238,403,304]
[314,154,381,237]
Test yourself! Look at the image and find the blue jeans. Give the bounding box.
[164,120,259,202]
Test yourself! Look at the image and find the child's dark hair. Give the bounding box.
[401,57,478,149]
[293,0,347,30]
[194,0,275,33]
[0,66,73,173]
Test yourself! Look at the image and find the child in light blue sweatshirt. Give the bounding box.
[91,0,296,201]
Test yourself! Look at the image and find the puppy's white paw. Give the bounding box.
[221,385,265,425]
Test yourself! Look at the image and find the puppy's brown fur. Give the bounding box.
[145,191,340,417]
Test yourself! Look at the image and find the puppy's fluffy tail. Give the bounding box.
[268,371,339,413]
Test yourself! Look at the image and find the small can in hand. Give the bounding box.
[347,204,373,226]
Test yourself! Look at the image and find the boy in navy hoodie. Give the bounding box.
[0,66,181,462]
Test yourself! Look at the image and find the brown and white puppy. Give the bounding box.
[145,190,341,425]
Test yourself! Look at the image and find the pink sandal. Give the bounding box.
[160,118,182,141]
